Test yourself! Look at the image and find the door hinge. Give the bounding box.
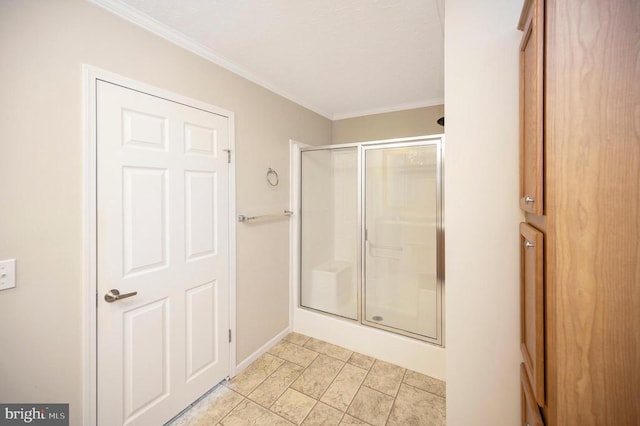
[223,149,231,164]
[229,329,232,343]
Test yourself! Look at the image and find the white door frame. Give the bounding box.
[82,65,237,426]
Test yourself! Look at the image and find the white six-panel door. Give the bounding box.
[96,81,230,425]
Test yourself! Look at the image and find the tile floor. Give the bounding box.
[169,332,445,426]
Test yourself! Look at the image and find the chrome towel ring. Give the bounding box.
[266,168,279,186]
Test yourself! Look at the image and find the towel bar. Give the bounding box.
[238,210,293,223]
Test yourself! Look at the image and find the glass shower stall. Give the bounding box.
[299,136,444,345]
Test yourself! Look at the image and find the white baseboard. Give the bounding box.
[235,327,291,374]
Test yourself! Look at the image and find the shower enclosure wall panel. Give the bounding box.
[332,150,359,275]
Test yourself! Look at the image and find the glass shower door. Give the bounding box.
[300,147,359,320]
[363,144,441,341]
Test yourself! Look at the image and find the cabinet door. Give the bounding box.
[521,363,545,426]
[520,222,545,405]
[519,0,544,215]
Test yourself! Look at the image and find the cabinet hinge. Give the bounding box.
[223,149,231,164]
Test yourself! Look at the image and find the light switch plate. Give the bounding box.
[0,259,16,291]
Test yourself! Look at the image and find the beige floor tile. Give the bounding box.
[346,386,394,426]
[301,402,343,426]
[362,360,406,396]
[339,414,372,425]
[347,353,375,370]
[248,362,304,407]
[291,354,345,399]
[387,383,446,426]
[270,389,317,425]
[283,332,311,346]
[268,340,319,367]
[225,353,284,395]
[403,370,446,398]
[169,385,244,426]
[221,399,294,426]
[303,337,353,361]
[171,336,447,426]
[320,363,368,411]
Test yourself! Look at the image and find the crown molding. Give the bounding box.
[90,0,441,123]
[89,0,333,119]
[332,98,444,121]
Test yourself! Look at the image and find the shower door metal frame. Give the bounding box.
[298,135,445,346]
[298,145,362,322]
[360,138,444,345]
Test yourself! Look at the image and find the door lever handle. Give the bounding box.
[104,289,138,303]
[524,240,535,249]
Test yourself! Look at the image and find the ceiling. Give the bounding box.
[92,0,444,120]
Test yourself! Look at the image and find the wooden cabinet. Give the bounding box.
[519,223,544,406]
[518,1,547,419]
[519,0,543,215]
[517,0,639,425]
[521,364,544,426]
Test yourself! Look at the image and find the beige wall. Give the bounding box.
[444,0,522,424]
[0,1,330,423]
[331,105,444,144]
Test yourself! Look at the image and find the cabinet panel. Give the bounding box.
[521,363,545,426]
[520,222,545,405]
[519,0,544,215]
